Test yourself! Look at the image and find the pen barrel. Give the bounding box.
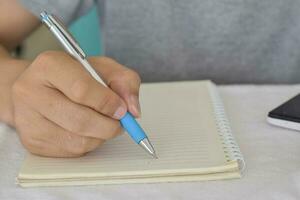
[120,112,147,144]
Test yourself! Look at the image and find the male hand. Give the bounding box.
[12,51,141,157]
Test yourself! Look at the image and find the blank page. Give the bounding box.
[19,81,228,179]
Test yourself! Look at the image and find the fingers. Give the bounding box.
[13,82,123,140]
[12,51,141,158]
[36,119,105,156]
[31,51,142,118]
[14,103,104,157]
[38,86,123,140]
[89,57,142,117]
[33,51,127,120]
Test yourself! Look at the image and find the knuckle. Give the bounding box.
[93,56,141,84]
[34,51,56,66]
[70,78,91,102]
[33,51,64,73]
[97,92,121,115]
[115,69,141,88]
[98,56,115,64]
[124,69,141,83]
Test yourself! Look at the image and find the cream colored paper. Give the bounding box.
[17,80,243,187]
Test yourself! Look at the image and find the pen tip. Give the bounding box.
[152,152,158,159]
[139,138,158,159]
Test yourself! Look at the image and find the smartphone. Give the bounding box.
[267,94,300,131]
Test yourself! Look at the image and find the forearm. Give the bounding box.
[0,45,29,126]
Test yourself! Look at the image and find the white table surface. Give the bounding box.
[0,85,300,200]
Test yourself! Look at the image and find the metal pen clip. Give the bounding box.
[40,11,86,59]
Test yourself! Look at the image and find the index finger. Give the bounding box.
[33,51,127,119]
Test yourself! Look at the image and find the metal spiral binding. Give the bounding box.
[207,82,245,172]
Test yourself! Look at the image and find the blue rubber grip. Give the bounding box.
[120,112,147,144]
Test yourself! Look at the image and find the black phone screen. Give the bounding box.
[268,94,300,123]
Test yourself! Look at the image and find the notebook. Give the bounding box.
[17,80,245,187]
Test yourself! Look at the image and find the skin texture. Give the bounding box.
[0,0,141,157]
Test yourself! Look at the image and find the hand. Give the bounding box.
[12,51,141,157]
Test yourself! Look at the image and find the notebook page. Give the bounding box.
[19,81,228,179]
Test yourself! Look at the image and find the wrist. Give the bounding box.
[0,58,29,126]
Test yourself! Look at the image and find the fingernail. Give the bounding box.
[130,95,141,117]
[113,106,126,119]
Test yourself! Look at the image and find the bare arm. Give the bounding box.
[0,0,39,50]
[0,0,40,125]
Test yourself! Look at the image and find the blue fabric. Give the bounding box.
[69,6,102,56]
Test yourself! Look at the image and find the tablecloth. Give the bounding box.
[0,85,299,200]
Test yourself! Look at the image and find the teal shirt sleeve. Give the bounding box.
[69,6,103,56]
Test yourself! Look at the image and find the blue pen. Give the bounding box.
[40,11,157,158]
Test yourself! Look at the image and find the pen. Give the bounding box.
[40,11,157,159]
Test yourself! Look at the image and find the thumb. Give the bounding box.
[109,72,141,118]
[90,57,142,118]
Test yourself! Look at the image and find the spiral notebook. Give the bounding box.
[17,80,245,187]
